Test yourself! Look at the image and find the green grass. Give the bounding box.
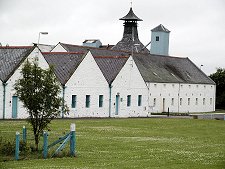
[1,118,225,169]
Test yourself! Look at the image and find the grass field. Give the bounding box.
[1,118,225,169]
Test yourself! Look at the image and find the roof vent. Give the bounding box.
[83,39,102,48]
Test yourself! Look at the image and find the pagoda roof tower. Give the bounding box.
[112,8,149,54]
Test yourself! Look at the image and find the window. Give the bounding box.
[195,98,198,105]
[164,84,166,88]
[154,84,157,88]
[99,95,103,107]
[153,98,156,106]
[138,95,142,106]
[188,98,190,105]
[156,36,159,41]
[203,98,205,105]
[127,95,131,107]
[189,85,191,89]
[86,95,90,108]
[71,95,77,108]
[171,98,174,106]
[210,98,212,105]
[180,98,182,106]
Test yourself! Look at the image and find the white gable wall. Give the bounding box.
[111,56,148,117]
[64,52,109,118]
[51,43,67,52]
[3,47,50,119]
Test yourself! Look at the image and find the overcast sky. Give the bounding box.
[1,0,225,75]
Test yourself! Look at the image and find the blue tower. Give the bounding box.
[150,24,170,56]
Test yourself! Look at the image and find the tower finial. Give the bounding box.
[130,0,132,8]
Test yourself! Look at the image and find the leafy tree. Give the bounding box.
[14,60,64,150]
[209,68,225,109]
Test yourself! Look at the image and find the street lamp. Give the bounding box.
[132,43,140,56]
[37,32,48,47]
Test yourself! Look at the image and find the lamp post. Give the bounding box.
[132,43,140,56]
[37,32,48,47]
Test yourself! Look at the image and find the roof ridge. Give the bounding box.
[0,46,33,49]
[42,52,85,55]
[94,56,129,58]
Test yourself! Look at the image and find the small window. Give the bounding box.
[189,85,191,89]
[153,98,156,106]
[172,84,175,88]
[127,95,131,107]
[180,98,182,106]
[156,36,159,41]
[138,95,142,106]
[203,98,205,105]
[154,84,157,88]
[171,98,174,106]
[195,98,198,105]
[99,95,103,107]
[86,95,90,108]
[188,98,190,105]
[71,95,77,108]
[210,98,212,105]
[164,84,166,88]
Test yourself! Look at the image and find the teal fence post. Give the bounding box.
[70,123,76,156]
[15,132,20,160]
[43,131,48,159]
[22,126,27,143]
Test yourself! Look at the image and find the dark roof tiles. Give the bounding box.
[120,8,143,21]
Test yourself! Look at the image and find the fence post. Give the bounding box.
[43,131,48,159]
[70,123,76,156]
[22,126,27,143]
[15,132,20,160]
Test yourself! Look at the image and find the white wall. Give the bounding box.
[51,43,67,52]
[147,82,216,113]
[3,47,50,119]
[64,52,109,118]
[111,56,149,117]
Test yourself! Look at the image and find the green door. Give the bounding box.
[12,96,18,118]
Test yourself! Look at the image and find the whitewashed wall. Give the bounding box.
[51,44,67,52]
[3,47,49,119]
[147,82,216,113]
[111,56,149,117]
[64,52,109,118]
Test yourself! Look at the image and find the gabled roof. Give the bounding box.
[133,53,215,84]
[42,52,85,85]
[0,46,35,82]
[151,24,170,33]
[120,8,143,21]
[58,42,130,84]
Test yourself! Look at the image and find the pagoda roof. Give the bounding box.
[119,8,143,21]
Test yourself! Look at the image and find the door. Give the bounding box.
[163,98,165,112]
[115,95,120,115]
[12,96,18,118]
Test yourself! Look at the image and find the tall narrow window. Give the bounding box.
[71,95,77,108]
[86,95,90,108]
[127,95,131,107]
[203,98,205,105]
[195,98,198,105]
[153,98,156,106]
[156,36,159,41]
[99,95,103,107]
[180,98,182,106]
[171,98,174,106]
[138,95,142,106]
[210,98,212,105]
[188,98,190,106]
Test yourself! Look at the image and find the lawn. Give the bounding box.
[0,118,225,169]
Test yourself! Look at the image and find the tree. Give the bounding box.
[209,68,225,109]
[14,60,63,150]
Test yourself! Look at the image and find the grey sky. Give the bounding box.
[1,0,225,75]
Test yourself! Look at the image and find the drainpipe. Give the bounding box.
[62,84,66,118]
[178,83,180,113]
[109,84,112,118]
[3,82,7,119]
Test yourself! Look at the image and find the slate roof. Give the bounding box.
[42,52,85,85]
[133,53,215,84]
[0,46,34,82]
[151,24,170,33]
[57,43,129,84]
[120,7,143,21]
